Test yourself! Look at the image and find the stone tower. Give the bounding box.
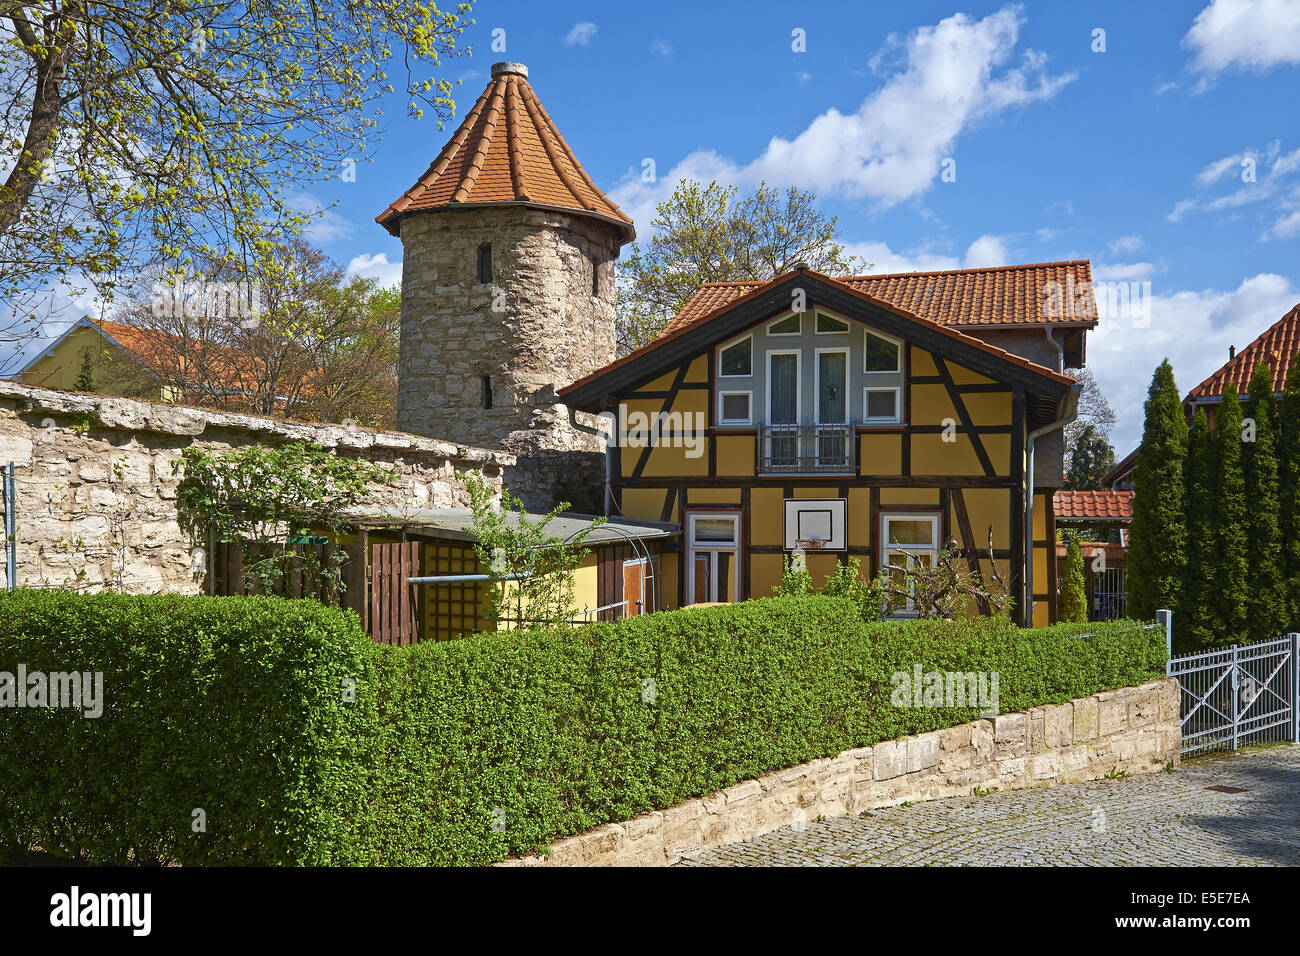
[378,62,635,512]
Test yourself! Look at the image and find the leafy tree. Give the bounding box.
[1181,408,1218,652]
[1064,367,1118,467]
[1127,360,1186,620]
[73,351,95,393]
[1211,385,1249,644]
[115,240,400,425]
[174,441,394,593]
[0,0,472,313]
[616,180,864,353]
[1242,362,1286,643]
[1279,352,1300,629]
[463,473,604,630]
[1059,538,1087,623]
[1064,423,1115,490]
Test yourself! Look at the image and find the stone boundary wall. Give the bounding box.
[0,381,513,595]
[502,678,1180,867]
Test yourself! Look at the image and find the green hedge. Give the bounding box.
[0,590,377,865]
[0,590,1166,866]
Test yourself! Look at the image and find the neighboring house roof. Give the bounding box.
[659,260,1098,339]
[342,506,678,544]
[377,62,635,243]
[560,267,1077,411]
[1101,447,1138,487]
[1053,489,1134,522]
[1186,301,1300,402]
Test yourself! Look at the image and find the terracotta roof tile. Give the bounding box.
[560,267,1075,398]
[1053,490,1134,521]
[1186,302,1300,401]
[377,64,634,243]
[660,260,1097,337]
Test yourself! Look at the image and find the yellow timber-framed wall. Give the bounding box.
[601,304,1060,627]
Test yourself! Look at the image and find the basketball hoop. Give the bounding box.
[795,538,828,552]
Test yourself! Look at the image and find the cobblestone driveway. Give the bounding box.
[679,745,1300,866]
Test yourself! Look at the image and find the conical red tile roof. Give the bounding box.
[377,62,634,243]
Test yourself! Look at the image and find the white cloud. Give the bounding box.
[346,252,402,288]
[563,22,598,47]
[796,71,812,84]
[1092,262,1156,282]
[1090,272,1300,453]
[840,233,1012,274]
[612,6,1074,231]
[963,235,1011,268]
[289,193,354,243]
[1167,141,1300,238]
[650,38,673,57]
[1184,0,1300,78]
[1107,234,1143,255]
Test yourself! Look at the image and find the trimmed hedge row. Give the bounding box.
[0,590,1166,865]
[0,590,376,865]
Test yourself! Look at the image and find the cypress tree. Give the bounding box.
[1181,409,1217,652]
[1243,361,1285,643]
[1127,360,1187,621]
[1059,538,1087,623]
[1279,351,1300,631]
[1212,385,1250,645]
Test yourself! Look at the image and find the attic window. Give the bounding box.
[865,330,901,372]
[816,313,849,333]
[477,244,493,284]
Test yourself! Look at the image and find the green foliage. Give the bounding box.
[1211,386,1249,644]
[1065,423,1116,490]
[174,441,393,592]
[73,352,95,393]
[0,590,377,865]
[1280,352,1300,628]
[1059,539,1087,623]
[821,556,887,622]
[773,551,814,597]
[615,180,865,353]
[463,473,603,629]
[1128,360,1187,619]
[0,591,1166,866]
[1242,362,1286,643]
[1181,409,1218,653]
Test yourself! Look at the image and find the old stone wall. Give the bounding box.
[502,678,1180,866]
[0,381,512,594]
[396,206,621,511]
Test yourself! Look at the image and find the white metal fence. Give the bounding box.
[1164,619,1300,758]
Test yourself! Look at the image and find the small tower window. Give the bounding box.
[592,260,601,297]
[477,244,493,285]
[481,375,493,409]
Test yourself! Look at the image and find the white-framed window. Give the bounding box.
[767,313,802,335]
[767,349,801,425]
[863,386,902,423]
[686,512,741,604]
[718,335,753,378]
[880,513,941,615]
[815,348,849,424]
[864,328,902,373]
[815,312,849,334]
[717,390,753,425]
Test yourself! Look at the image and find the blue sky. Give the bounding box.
[10,0,1300,453]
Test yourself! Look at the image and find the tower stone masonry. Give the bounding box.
[378,61,635,512]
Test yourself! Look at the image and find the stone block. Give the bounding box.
[1073,697,1100,742]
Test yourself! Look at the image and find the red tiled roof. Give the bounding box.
[1186,302,1300,401]
[1053,490,1134,521]
[377,63,634,243]
[660,260,1097,338]
[560,267,1075,398]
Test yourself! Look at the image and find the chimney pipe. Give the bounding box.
[1229,345,1236,360]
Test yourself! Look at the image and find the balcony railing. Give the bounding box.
[758,423,855,474]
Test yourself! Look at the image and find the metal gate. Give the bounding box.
[1089,567,1126,621]
[1167,634,1300,757]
